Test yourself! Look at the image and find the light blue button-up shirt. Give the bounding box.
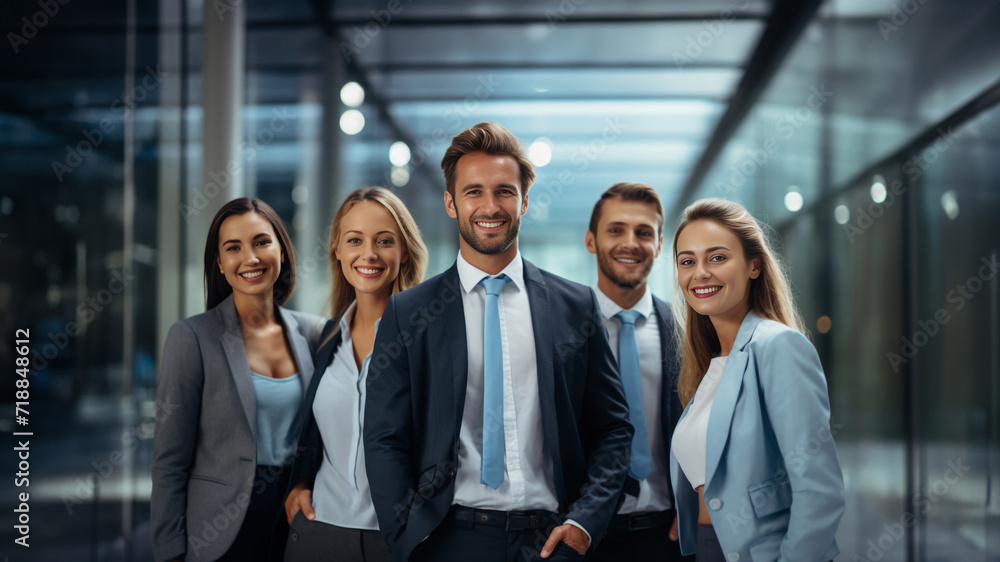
[311,302,380,529]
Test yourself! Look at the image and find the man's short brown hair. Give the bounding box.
[588,182,665,235]
[441,122,536,196]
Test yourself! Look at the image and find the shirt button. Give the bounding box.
[708,498,722,510]
[291,532,298,541]
[727,553,740,561]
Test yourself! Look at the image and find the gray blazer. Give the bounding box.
[151,294,324,562]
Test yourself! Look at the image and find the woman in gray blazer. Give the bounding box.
[152,198,324,562]
[282,187,427,561]
[669,198,845,562]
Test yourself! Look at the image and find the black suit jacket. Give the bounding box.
[363,259,634,561]
[652,295,684,506]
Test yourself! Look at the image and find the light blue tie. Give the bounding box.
[479,274,511,489]
[615,310,652,481]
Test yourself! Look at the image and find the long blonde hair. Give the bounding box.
[672,198,805,405]
[327,187,428,320]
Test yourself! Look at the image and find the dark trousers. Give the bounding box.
[216,464,292,562]
[588,510,693,562]
[284,512,393,562]
[411,507,584,562]
[695,525,725,562]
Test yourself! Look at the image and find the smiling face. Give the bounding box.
[444,151,527,269]
[675,219,761,324]
[334,200,407,299]
[217,211,284,300]
[586,198,663,294]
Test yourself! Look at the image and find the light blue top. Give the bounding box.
[311,302,380,529]
[251,372,303,467]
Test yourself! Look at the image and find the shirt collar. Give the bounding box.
[337,300,382,357]
[338,300,357,345]
[593,283,654,321]
[457,250,525,294]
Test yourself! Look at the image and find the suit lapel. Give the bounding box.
[441,265,470,437]
[704,311,764,487]
[654,296,691,499]
[652,296,677,429]
[217,295,257,439]
[303,320,342,419]
[279,306,316,391]
[523,261,563,500]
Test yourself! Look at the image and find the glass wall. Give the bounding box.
[685,1,1000,560]
[1,0,997,559]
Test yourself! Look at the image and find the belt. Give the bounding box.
[450,506,554,531]
[609,510,673,531]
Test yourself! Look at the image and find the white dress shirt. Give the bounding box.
[593,285,673,513]
[672,356,727,490]
[311,302,380,530]
[452,251,560,512]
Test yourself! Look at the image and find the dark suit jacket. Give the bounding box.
[363,259,634,562]
[151,295,324,562]
[652,295,684,506]
[286,319,343,492]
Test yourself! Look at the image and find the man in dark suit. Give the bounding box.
[363,122,633,562]
[583,183,693,562]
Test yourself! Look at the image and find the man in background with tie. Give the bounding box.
[363,122,633,562]
[584,183,693,562]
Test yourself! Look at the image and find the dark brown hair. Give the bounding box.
[588,182,665,235]
[204,198,297,310]
[440,122,536,196]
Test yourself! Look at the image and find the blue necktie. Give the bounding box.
[479,274,511,489]
[615,310,652,481]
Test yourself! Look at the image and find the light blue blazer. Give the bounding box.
[670,311,845,561]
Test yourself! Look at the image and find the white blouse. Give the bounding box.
[672,356,728,489]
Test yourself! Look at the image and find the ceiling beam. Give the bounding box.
[670,0,824,214]
[328,12,766,27]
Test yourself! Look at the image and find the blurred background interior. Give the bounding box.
[0,0,998,560]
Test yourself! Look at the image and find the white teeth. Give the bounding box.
[477,221,502,228]
[240,270,264,279]
[694,287,720,295]
[615,258,639,264]
[357,267,383,275]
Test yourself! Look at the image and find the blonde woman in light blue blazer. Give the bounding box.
[668,198,845,562]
